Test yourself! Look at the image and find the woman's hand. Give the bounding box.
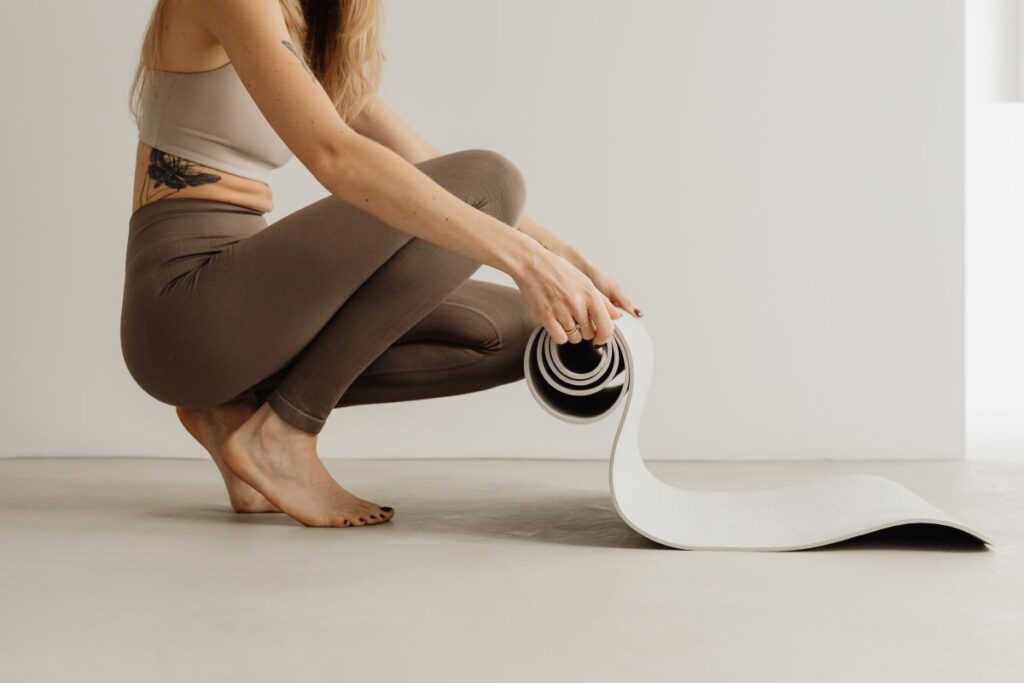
[510,216,642,320]
[571,256,642,320]
[510,244,622,346]
[545,246,642,320]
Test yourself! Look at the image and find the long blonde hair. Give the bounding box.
[128,0,385,125]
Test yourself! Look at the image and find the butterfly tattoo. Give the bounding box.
[147,148,222,190]
[138,148,222,204]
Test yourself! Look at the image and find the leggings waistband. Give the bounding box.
[128,198,266,233]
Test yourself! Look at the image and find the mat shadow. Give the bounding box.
[800,523,988,552]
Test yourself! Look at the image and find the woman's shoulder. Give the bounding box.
[144,0,234,72]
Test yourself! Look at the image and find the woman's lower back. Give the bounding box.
[131,141,276,215]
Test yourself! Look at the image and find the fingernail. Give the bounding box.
[635,308,643,318]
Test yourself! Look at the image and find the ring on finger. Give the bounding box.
[563,321,582,336]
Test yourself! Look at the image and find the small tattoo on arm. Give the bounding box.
[282,40,316,82]
[138,147,222,205]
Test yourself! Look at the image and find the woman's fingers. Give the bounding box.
[556,307,586,344]
[541,296,615,346]
[609,282,641,318]
[602,292,622,320]
[587,291,616,346]
[586,262,639,319]
[552,294,605,346]
[542,314,569,345]
[570,296,596,342]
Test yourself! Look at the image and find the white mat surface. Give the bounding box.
[523,316,990,551]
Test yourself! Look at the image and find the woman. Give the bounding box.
[122,0,641,528]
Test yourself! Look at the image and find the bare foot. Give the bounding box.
[221,401,395,528]
[176,394,278,513]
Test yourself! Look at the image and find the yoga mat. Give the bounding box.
[523,316,991,551]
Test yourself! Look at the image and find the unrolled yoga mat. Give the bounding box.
[523,315,991,551]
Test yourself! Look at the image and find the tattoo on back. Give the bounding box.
[282,40,316,82]
[138,147,222,206]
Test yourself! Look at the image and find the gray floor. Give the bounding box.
[1,456,1021,682]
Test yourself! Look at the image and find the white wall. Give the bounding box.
[965,0,1024,458]
[966,0,1021,102]
[0,0,966,460]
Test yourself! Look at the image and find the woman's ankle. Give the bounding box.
[257,400,317,445]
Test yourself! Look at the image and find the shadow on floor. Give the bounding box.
[400,494,990,552]
[394,491,665,550]
[148,494,990,552]
[138,493,663,549]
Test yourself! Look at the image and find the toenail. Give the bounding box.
[381,506,394,513]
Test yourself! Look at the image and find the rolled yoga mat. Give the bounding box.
[523,315,991,551]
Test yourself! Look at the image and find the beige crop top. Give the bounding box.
[137,61,294,184]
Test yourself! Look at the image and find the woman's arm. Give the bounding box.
[191,0,529,273]
[350,94,581,255]
[352,94,641,318]
[188,0,618,343]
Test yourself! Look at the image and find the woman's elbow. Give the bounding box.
[306,144,350,189]
[305,133,369,190]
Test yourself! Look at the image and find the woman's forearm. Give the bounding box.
[316,133,541,276]
[348,96,588,267]
[515,215,587,266]
[348,95,442,165]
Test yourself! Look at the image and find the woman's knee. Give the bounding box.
[422,148,527,226]
[473,149,527,225]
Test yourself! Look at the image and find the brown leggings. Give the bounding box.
[120,149,534,434]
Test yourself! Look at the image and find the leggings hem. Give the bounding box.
[267,390,326,435]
